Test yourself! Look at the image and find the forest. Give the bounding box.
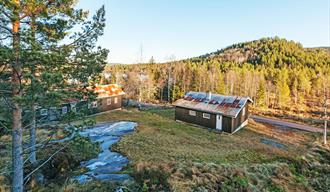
[104,37,330,121]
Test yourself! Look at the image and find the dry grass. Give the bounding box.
[252,107,326,128]
[92,108,307,166]
[1,108,325,191]
[88,108,322,191]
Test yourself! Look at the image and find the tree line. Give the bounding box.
[105,38,330,113]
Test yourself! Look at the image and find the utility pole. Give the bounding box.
[324,100,328,145]
[139,44,144,63]
[167,55,175,103]
[168,66,171,102]
[322,74,328,145]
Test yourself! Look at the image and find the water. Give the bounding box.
[73,121,137,184]
[260,138,287,150]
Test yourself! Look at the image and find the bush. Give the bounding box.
[132,163,171,192]
[220,176,249,192]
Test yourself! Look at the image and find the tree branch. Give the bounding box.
[0,89,11,94]
[0,35,12,40]
[0,25,12,34]
[1,96,15,109]
[0,9,12,20]
[20,0,56,20]
[23,145,67,185]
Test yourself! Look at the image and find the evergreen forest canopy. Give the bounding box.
[105,37,330,113]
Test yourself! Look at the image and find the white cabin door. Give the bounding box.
[216,115,222,130]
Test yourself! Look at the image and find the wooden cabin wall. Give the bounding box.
[175,107,217,128]
[97,96,123,112]
[232,104,249,132]
[222,116,232,133]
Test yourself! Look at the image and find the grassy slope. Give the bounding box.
[89,108,325,191]
[1,108,327,191]
[93,109,301,165]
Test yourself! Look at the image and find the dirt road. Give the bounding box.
[251,115,326,133]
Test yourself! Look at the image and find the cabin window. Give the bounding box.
[242,107,246,116]
[189,110,196,116]
[203,113,210,119]
[62,106,67,114]
[40,109,48,116]
[114,97,118,104]
[91,101,98,108]
[70,102,77,112]
[107,98,112,105]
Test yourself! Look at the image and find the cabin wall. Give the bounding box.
[97,95,123,112]
[35,96,123,122]
[175,107,216,128]
[174,106,250,134]
[232,104,249,133]
[222,116,232,133]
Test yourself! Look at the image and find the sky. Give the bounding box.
[76,0,330,64]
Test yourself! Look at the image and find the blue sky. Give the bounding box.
[77,0,330,64]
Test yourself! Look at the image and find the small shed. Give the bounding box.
[173,91,253,134]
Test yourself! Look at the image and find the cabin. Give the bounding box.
[91,84,125,113]
[173,91,253,134]
[35,84,125,121]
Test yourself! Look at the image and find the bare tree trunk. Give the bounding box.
[29,16,37,166]
[12,0,23,190]
[29,105,37,165]
[12,107,23,192]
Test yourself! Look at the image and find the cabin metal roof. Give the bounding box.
[173,91,253,118]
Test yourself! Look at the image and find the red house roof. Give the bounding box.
[94,84,125,98]
[173,91,253,118]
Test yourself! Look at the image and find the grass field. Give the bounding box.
[92,108,308,165]
[87,108,328,191]
[1,108,328,191]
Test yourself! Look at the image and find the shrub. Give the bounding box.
[132,163,171,192]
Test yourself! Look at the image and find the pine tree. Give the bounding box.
[256,82,266,107]
[276,69,291,109]
[0,1,108,191]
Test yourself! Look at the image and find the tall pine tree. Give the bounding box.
[0,1,108,191]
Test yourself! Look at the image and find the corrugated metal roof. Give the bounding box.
[173,91,253,118]
[94,84,125,98]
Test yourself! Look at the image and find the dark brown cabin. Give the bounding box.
[35,84,125,121]
[90,84,125,113]
[173,91,253,134]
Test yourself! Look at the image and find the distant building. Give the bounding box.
[173,91,253,134]
[35,84,125,121]
[92,84,125,112]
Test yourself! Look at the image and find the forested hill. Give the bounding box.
[105,37,329,116]
[193,37,329,68]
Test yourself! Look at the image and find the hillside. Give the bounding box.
[195,37,329,68]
